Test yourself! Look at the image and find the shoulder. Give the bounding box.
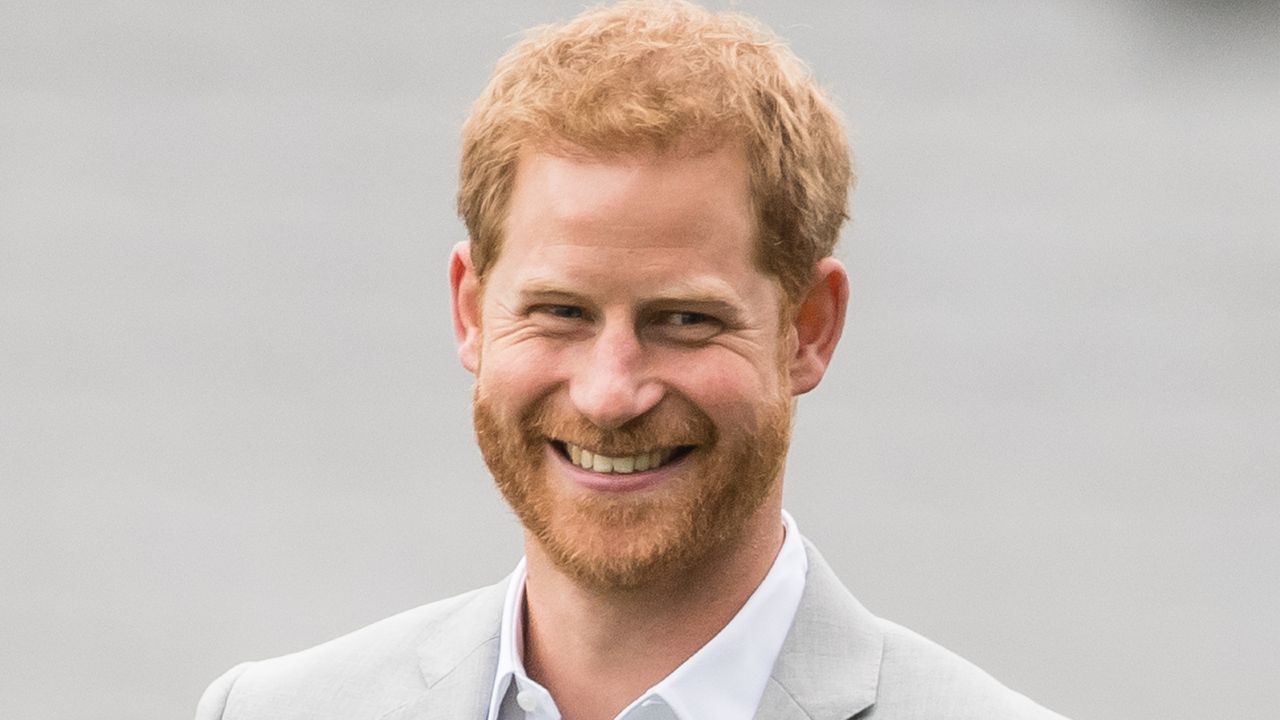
[789,539,1070,720]
[195,582,506,720]
[871,617,1069,720]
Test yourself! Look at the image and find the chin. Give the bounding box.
[532,496,710,591]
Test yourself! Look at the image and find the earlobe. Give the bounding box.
[449,241,481,374]
[788,258,849,395]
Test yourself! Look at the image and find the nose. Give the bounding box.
[568,320,664,430]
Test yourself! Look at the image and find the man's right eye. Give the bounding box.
[538,305,585,320]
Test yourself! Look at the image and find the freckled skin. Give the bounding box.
[483,147,787,436]
[457,145,798,589]
[449,143,849,720]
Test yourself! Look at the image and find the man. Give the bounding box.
[198,2,1068,718]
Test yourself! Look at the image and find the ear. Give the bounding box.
[449,241,481,374]
[787,257,849,395]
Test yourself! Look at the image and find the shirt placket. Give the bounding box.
[512,677,561,720]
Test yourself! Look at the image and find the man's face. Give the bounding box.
[462,145,797,590]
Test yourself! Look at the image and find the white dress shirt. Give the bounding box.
[484,510,808,720]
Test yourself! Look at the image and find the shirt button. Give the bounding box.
[516,689,539,712]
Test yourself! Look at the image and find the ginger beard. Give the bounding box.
[472,383,793,592]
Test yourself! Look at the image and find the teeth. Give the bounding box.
[562,442,679,474]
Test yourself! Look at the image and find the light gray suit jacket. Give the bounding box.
[197,541,1068,719]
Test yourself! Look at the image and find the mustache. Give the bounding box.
[522,397,717,455]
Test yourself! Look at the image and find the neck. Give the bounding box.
[519,497,785,720]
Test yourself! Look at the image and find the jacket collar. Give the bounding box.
[755,539,884,720]
[380,578,508,720]
[386,538,883,720]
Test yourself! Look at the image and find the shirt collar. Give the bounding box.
[485,510,809,720]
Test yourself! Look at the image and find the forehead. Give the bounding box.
[494,145,757,279]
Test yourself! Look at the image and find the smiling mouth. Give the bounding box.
[551,440,694,474]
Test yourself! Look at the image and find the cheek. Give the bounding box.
[478,340,568,401]
[664,352,782,419]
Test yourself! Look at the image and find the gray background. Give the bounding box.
[2,1,1276,718]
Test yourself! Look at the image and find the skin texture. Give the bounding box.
[450,144,848,720]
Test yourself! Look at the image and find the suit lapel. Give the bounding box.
[755,676,819,719]
[379,577,510,720]
[757,539,884,720]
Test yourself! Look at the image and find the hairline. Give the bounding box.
[472,134,815,313]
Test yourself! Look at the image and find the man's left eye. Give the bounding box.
[664,311,711,326]
[651,312,723,343]
[655,311,716,327]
